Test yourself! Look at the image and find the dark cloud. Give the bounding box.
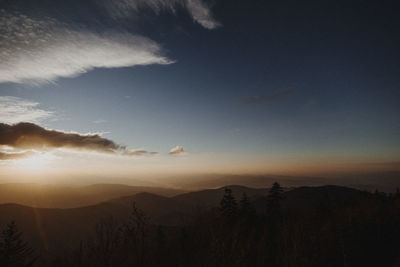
[0,151,36,160]
[242,88,293,105]
[0,122,123,154]
[169,146,186,155]
[123,149,159,156]
[0,122,161,157]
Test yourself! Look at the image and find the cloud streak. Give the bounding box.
[101,0,220,29]
[185,0,221,29]
[0,0,219,84]
[0,11,172,84]
[0,96,54,124]
[0,151,36,160]
[123,149,159,156]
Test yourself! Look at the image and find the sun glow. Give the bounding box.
[15,152,53,172]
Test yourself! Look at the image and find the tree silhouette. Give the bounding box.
[219,188,238,219]
[3,184,400,267]
[123,202,150,266]
[265,182,284,266]
[266,182,284,219]
[239,192,255,218]
[87,216,121,267]
[0,221,36,267]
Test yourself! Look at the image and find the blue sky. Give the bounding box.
[0,0,399,180]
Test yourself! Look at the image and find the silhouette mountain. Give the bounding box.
[0,185,370,263]
[0,183,185,208]
[172,185,269,207]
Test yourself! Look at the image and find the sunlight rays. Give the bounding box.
[13,152,54,173]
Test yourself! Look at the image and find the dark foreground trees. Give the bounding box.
[0,221,36,267]
[5,182,400,266]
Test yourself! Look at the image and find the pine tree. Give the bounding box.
[219,188,238,219]
[266,182,284,219]
[0,221,36,267]
[239,192,255,217]
[265,182,284,266]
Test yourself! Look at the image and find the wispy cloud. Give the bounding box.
[0,96,54,124]
[0,151,36,160]
[169,145,187,155]
[185,0,221,29]
[242,89,294,105]
[123,149,159,156]
[102,0,220,29]
[0,11,172,84]
[0,0,219,84]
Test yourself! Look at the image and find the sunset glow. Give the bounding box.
[0,1,399,266]
[0,0,398,186]
[14,153,52,172]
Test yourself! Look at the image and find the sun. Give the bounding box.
[16,153,52,172]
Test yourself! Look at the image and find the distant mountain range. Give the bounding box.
[0,184,366,260]
[0,183,185,208]
[1,170,398,209]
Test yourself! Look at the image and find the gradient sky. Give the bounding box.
[0,0,399,182]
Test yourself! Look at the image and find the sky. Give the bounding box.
[0,0,399,184]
